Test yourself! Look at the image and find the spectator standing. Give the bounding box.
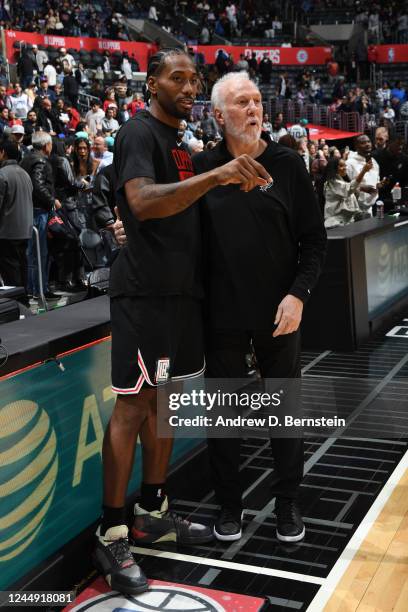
[288,118,308,141]
[32,44,48,74]
[374,127,389,152]
[85,101,105,136]
[376,81,391,108]
[17,49,36,89]
[59,47,76,70]
[75,62,90,89]
[373,139,408,201]
[63,67,79,107]
[323,158,371,228]
[20,131,61,299]
[0,139,33,305]
[235,54,249,71]
[200,107,219,142]
[7,83,32,120]
[72,137,97,228]
[259,52,272,84]
[383,104,396,123]
[0,108,10,134]
[10,125,28,160]
[102,107,120,135]
[37,98,64,135]
[34,77,56,104]
[92,136,114,172]
[43,62,57,90]
[271,114,287,142]
[346,135,380,216]
[49,140,87,291]
[23,110,39,144]
[121,55,133,83]
[262,112,272,134]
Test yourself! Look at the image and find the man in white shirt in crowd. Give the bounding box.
[58,47,76,70]
[271,112,287,142]
[7,83,32,119]
[32,44,48,74]
[102,107,120,135]
[346,135,381,216]
[85,101,106,136]
[44,60,57,89]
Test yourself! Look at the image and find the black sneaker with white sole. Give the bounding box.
[275,498,305,542]
[213,508,244,542]
[131,496,213,546]
[93,525,149,595]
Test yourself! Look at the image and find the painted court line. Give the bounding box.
[306,449,408,611]
[131,545,325,586]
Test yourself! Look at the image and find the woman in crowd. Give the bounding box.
[103,89,118,113]
[49,139,88,290]
[323,157,373,228]
[72,137,98,228]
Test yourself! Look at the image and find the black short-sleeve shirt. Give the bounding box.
[109,111,202,298]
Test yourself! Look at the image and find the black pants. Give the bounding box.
[0,239,29,303]
[206,330,304,512]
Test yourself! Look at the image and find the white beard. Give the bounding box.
[223,114,262,145]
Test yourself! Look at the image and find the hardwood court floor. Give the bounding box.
[325,468,408,611]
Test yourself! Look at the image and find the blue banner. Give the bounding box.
[0,340,197,589]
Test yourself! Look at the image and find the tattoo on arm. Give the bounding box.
[125,172,217,220]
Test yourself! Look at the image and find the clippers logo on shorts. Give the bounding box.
[172,148,195,181]
[155,358,170,383]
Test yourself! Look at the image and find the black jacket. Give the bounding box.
[20,151,55,212]
[0,160,33,240]
[63,75,79,103]
[92,163,116,228]
[50,154,83,209]
[37,109,65,134]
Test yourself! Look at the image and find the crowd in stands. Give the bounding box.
[1,0,406,47]
[1,33,408,310]
[296,0,408,44]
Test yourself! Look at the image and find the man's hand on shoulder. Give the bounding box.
[273,294,303,337]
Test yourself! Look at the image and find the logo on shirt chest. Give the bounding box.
[259,178,274,192]
[171,148,194,182]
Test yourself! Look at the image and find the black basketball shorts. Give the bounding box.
[111,296,205,394]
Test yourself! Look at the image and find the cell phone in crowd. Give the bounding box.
[365,153,372,162]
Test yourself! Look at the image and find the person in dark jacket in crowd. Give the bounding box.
[23,109,39,145]
[373,138,408,203]
[49,139,89,291]
[63,67,79,107]
[17,49,37,90]
[37,97,65,135]
[259,52,273,84]
[20,131,61,299]
[0,139,33,305]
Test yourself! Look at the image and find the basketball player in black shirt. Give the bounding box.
[94,49,273,595]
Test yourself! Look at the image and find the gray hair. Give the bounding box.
[211,71,259,112]
[31,131,52,150]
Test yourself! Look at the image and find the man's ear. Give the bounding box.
[147,75,157,97]
[213,108,224,127]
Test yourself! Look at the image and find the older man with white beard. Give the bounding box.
[193,72,326,544]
